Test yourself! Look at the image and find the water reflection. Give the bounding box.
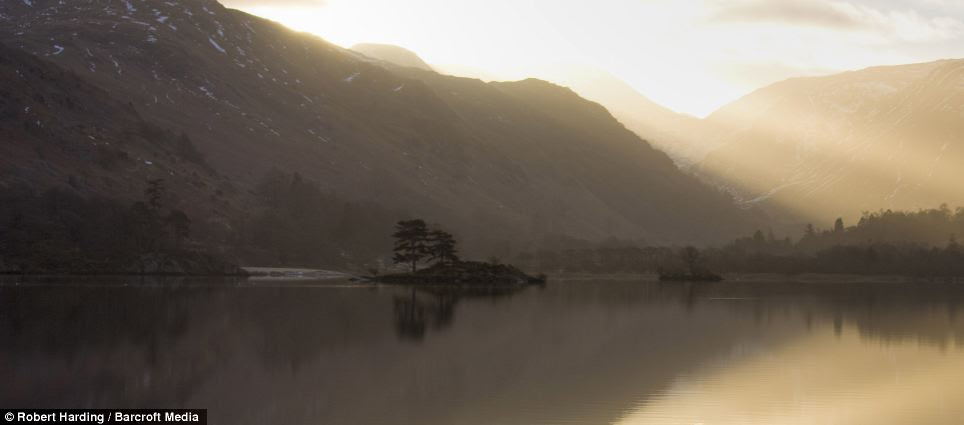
[2,278,964,424]
[393,285,530,342]
[620,326,964,425]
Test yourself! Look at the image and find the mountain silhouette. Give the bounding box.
[351,43,434,72]
[542,67,714,166]
[0,41,234,228]
[0,0,756,257]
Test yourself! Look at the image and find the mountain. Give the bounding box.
[544,68,716,166]
[350,43,433,72]
[0,0,757,261]
[435,64,716,166]
[0,41,238,237]
[698,60,964,224]
[431,62,503,83]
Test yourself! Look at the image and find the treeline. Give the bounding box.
[706,238,964,276]
[0,170,407,273]
[9,172,964,277]
[798,206,964,250]
[235,170,400,268]
[515,245,676,274]
[391,219,458,272]
[0,181,236,274]
[513,206,964,277]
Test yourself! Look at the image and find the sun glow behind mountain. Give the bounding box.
[224,0,964,117]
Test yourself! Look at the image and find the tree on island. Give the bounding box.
[428,229,459,265]
[384,219,545,285]
[392,219,431,272]
[657,246,722,281]
[392,221,461,271]
[680,246,707,276]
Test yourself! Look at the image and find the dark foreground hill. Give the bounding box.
[0,0,758,266]
[0,42,237,237]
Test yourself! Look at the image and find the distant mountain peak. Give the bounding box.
[538,66,713,165]
[0,0,757,252]
[350,43,433,72]
[698,58,964,223]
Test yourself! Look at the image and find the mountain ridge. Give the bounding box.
[0,0,758,261]
[698,58,964,224]
[0,40,237,233]
[350,43,434,72]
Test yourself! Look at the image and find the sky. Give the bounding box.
[223,0,964,117]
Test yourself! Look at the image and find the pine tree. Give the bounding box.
[392,219,430,272]
[752,229,765,243]
[428,230,459,265]
[680,246,702,275]
[834,217,845,233]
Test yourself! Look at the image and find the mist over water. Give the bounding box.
[3,278,964,424]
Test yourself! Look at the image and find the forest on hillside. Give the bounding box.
[0,172,399,274]
[0,181,238,274]
[514,207,964,278]
[6,168,964,278]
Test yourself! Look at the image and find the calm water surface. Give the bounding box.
[2,277,964,424]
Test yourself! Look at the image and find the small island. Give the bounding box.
[373,219,546,286]
[657,246,723,282]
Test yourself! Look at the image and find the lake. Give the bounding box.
[2,276,964,424]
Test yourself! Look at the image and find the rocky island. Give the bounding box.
[373,220,546,287]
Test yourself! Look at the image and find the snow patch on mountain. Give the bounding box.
[199,86,217,100]
[208,37,226,54]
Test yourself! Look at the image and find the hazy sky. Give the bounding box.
[223,0,964,117]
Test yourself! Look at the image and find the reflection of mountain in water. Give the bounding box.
[674,280,964,346]
[3,278,964,424]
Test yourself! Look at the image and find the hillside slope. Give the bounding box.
[538,68,716,166]
[0,41,237,237]
[699,60,964,223]
[350,43,434,72]
[0,0,756,254]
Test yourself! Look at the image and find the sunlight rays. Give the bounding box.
[696,61,964,224]
[221,0,964,224]
[223,0,964,118]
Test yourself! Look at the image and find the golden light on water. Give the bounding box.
[618,323,964,425]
